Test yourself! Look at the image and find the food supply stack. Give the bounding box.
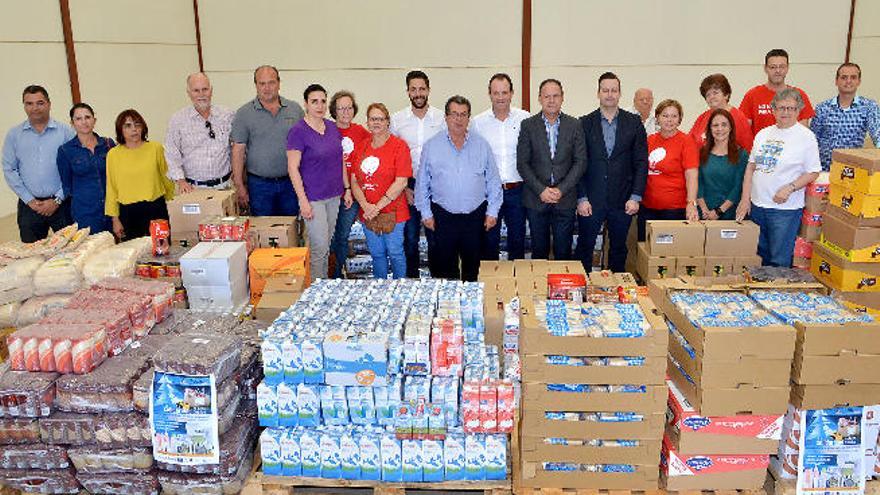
[248,247,310,318]
[179,241,250,312]
[794,173,831,270]
[813,149,880,314]
[650,282,796,490]
[136,244,190,310]
[637,221,761,282]
[166,189,237,242]
[517,293,668,489]
[258,279,514,484]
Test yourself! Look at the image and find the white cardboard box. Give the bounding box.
[180,242,248,287]
[186,279,249,310]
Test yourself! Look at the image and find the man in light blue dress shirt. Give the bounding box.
[416,96,503,281]
[2,85,75,242]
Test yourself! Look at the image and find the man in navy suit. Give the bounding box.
[576,72,649,272]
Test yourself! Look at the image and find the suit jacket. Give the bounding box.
[577,109,648,210]
[516,112,587,211]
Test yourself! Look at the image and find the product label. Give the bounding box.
[182,204,201,215]
[797,407,867,495]
[150,371,220,465]
[656,234,674,245]
[720,229,738,239]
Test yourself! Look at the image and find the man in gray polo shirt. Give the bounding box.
[231,65,305,216]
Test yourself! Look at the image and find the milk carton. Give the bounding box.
[339,430,361,480]
[358,430,381,480]
[280,429,301,476]
[412,400,429,439]
[257,381,278,427]
[361,387,376,425]
[323,331,388,386]
[422,438,444,482]
[428,403,446,439]
[320,430,341,479]
[301,339,324,384]
[320,386,338,425]
[282,338,303,384]
[380,432,403,481]
[401,438,422,482]
[479,382,497,432]
[394,401,412,439]
[374,386,393,426]
[496,380,514,433]
[261,338,284,385]
[333,386,349,424]
[297,384,320,427]
[277,382,298,427]
[444,378,460,426]
[465,434,486,480]
[484,434,507,480]
[444,432,465,481]
[461,381,481,432]
[260,428,282,475]
[300,428,321,478]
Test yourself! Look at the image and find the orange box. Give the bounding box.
[248,248,310,303]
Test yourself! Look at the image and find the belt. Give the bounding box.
[248,172,288,182]
[187,172,232,187]
[502,181,522,190]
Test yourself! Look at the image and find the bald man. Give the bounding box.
[165,72,235,193]
[629,88,659,134]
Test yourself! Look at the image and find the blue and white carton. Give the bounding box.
[277,382,298,427]
[282,338,303,384]
[465,434,486,480]
[280,429,301,476]
[358,431,381,480]
[401,438,422,482]
[301,339,325,384]
[323,331,389,387]
[262,338,284,385]
[339,430,361,480]
[299,428,321,478]
[296,384,320,427]
[260,428,282,475]
[422,438,445,482]
[444,433,465,481]
[484,434,507,480]
[320,430,341,479]
[380,432,403,482]
[257,382,278,427]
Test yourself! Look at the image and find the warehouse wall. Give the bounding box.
[0,0,876,222]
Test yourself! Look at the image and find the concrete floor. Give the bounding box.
[0,214,16,243]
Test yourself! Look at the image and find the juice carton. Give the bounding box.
[479,381,497,433]
[260,428,282,475]
[412,400,429,439]
[340,430,361,480]
[381,432,403,482]
[358,430,381,480]
[297,384,320,427]
[261,338,284,385]
[444,432,465,481]
[496,380,515,433]
[280,429,301,476]
[484,434,507,480]
[257,381,278,427]
[461,381,481,432]
[277,382,298,427]
[320,430,341,479]
[394,401,412,439]
[402,438,423,482]
[301,339,324,384]
[465,434,486,480]
[282,338,303,384]
[300,429,321,478]
[428,403,446,439]
[422,438,444,482]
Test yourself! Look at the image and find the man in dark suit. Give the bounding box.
[576,72,649,272]
[516,79,586,260]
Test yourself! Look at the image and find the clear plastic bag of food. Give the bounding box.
[156,405,254,475]
[54,343,154,413]
[0,466,81,494]
[0,417,41,444]
[173,311,241,336]
[15,294,73,328]
[76,469,159,495]
[153,332,242,383]
[238,345,262,401]
[0,443,69,469]
[67,446,153,473]
[41,308,133,357]
[0,301,19,327]
[0,256,43,294]
[40,412,96,445]
[158,445,254,495]
[33,254,84,296]
[8,323,107,374]
[93,277,175,324]
[0,364,58,417]
[82,238,152,285]
[40,412,151,448]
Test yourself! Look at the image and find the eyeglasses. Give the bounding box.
[775,105,799,113]
[367,116,387,123]
[448,112,469,120]
[337,106,354,112]
[205,120,216,139]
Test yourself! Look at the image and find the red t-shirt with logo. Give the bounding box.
[739,84,815,136]
[351,135,413,224]
[339,123,371,176]
[688,106,755,152]
[643,131,699,210]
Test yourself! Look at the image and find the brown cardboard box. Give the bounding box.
[521,383,666,415]
[799,222,822,242]
[254,276,306,321]
[791,383,880,409]
[704,221,760,256]
[519,462,658,489]
[811,242,880,292]
[732,255,763,275]
[830,149,880,195]
[647,221,705,256]
[804,194,828,213]
[825,204,880,229]
[478,260,515,279]
[820,207,880,263]
[520,436,661,465]
[661,432,769,491]
[248,247,310,303]
[791,320,880,385]
[249,216,299,248]
[675,257,705,277]
[834,290,880,313]
[520,410,666,442]
[588,271,638,289]
[546,260,587,275]
[637,242,676,281]
[167,189,237,233]
[522,354,667,385]
[705,256,736,277]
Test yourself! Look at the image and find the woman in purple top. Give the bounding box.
[287,83,344,282]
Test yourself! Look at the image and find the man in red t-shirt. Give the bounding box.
[740,49,814,137]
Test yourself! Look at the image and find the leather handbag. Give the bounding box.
[364,211,396,235]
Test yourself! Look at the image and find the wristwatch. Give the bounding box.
[53,197,63,205]
[713,207,723,217]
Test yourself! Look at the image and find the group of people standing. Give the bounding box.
[3,49,879,281]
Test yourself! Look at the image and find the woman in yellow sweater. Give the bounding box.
[105,109,174,240]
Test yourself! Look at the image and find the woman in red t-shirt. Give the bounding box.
[350,103,412,279]
[638,99,700,242]
[688,74,754,152]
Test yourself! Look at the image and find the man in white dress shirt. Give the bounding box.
[472,73,530,260]
[390,70,446,277]
[629,87,659,134]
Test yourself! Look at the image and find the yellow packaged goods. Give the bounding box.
[166,189,236,234]
[812,242,880,292]
[833,291,880,315]
[646,221,704,256]
[829,183,880,218]
[820,207,880,263]
[703,220,760,256]
[829,149,880,195]
[636,242,676,281]
[248,248,309,303]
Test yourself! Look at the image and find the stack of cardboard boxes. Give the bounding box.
[167,189,238,245]
[249,247,310,321]
[637,221,761,281]
[794,174,830,269]
[179,241,250,311]
[814,149,880,314]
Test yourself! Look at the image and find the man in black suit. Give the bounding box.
[516,79,586,260]
[576,72,648,272]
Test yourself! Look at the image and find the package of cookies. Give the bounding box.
[0,443,69,470]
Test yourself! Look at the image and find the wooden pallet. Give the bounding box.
[517,489,766,495]
[254,475,510,495]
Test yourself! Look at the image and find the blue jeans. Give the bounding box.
[526,206,575,260]
[749,204,802,268]
[482,186,527,260]
[247,174,299,217]
[330,202,360,278]
[576,207,634,273]
[404,204,436,278]
[364,221,406,279]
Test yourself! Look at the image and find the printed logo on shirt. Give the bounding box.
[341,137,355,156]
[360,156,380,191]
[757,103,773,116]
[648,147,667,175]
[754,139,784,174]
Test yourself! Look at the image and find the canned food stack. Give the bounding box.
[135,244,189,309]
[517,296,668,489]
[258,279,513,483]
[794,174,830,269]
[813,149,880,314]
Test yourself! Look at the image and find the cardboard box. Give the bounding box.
[703,221,760,256]
[704,256,736,277]
[825,205,880,229]
[790,318,880,385]
[520,410,666,446]
[179,241,248,287]
[186,280,249,311]
[546,260,587,276]
[167,189,237,234]
[478,260,515,280]
[804,194,828,213]
[834,290,880,314]
[588,270,638,288]
[248,247,310,303]
[521,354,667,386]
[322,333,388,387]
[820,207,880,263]
[675,257,705,277]
[647,221,705,256]
[521,383,666,415]
[829,183,880,219]
[661,435,769,491]
[254,291,300,321]
[519,462,658,489]
[248,216,299,248]
[519,435,662,465]
[666,379,782,455]
[811,242,880,292]
[637,242,676,281]
[830,149,880,195]
[791,383,880,409]
[732,255,763,275]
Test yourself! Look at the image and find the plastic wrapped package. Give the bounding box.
[133,368,239,414]
[33,254,84,296]
[153,332,242,383]
[0,301,19,327]
[76,469,159,495]
[172,311,241,336]
[0,466,81,494]
[67,446,152,473]
[0,417,41,444]
[156,407,255,475]
[41,308,133,357]
[82,237,151,284]
[0,285,32,307]
[238,345,262,401]
[39,412,151,448]
[0,443,69,469]
[0,365,58,417]
[227,319,265,347]
[69,232,114,258]
[14,294,72,327]
[7,323,106,374]
[0,256,43,305]
[158,444,254,495]
[0,225,78,260]
[93,277,175,323]
[66,288,155,338]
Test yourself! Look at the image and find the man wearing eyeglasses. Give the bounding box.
[165,72,234,193]
[740,49,815,136]
[415,96,502,281]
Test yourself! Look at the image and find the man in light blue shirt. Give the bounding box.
[416,95,502,281]
[2,85,75,242]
